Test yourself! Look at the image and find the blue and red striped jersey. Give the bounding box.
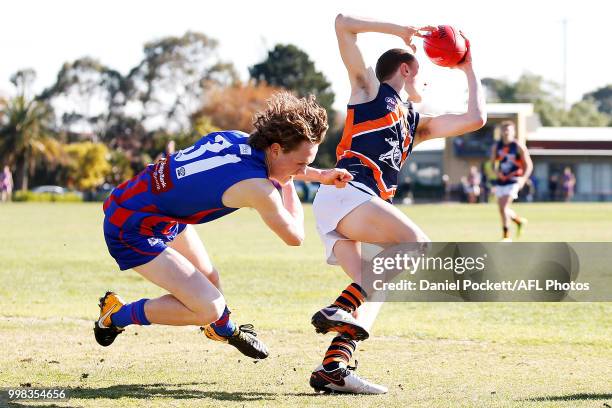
[103,130,268,236]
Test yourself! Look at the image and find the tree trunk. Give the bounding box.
[20,149,29,191]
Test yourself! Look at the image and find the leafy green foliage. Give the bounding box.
[250,44,334,114]
[483,74,612,126]
[38,57,126,137]
[0,79,59,190]
[562,99,611,127]
[582,84,612,116]
[62,142,111,190]
[249,44,338,167]
[126,31,238,133]
[12,190,83,202]
[107,149,134,185]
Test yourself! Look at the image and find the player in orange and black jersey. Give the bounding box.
[308,14,487,394]
[490,120,533,241]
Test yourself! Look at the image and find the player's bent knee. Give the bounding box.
[194,296,226,325]
[389,226,429,244]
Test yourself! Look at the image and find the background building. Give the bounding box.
[404,103,612,202]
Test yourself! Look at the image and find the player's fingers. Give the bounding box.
[459,30,471,47]
[416,26,436,36]
[335,169,353,181]
[334,180,348,188]
[418,25,436,32]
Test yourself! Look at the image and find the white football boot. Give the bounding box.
[311,306,369,341]
[310,363,388,394]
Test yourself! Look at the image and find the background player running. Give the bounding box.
[308,14,486,393]
[95,93,352,360]
[490,120,533,241]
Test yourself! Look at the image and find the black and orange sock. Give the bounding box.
[503,226,509,238]
[322,335,357,371]
[332,283,367,313]
[511,216,522,226]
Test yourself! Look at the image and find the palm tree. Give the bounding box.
[0,94,60,191]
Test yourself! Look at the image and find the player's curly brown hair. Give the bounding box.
[248,92,328,152]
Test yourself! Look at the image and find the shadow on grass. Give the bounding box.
[3,383,322,406]
[67,382,280,401]
[7,404,81,408]
[524,393,612,402]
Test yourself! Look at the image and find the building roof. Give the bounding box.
[528,127,612,142]
[529,148,612,156]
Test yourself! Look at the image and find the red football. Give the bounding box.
[422,25,467,68]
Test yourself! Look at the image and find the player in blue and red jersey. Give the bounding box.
[308,15,487,393]
[490,120,533,241]
[94,93,352,360]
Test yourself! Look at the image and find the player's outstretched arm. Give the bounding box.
[294,166,353,188]
[224,178,305,246]
[414,34,487,145]
[335,14,426,100]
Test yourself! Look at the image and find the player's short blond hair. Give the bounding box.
[248,92,328,152]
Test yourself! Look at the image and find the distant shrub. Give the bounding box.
[13,191,83,202]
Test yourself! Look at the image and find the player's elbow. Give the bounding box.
[335,14,349,32]
[467,113,487,131]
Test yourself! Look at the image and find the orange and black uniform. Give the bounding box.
[494,141,524,186]
[336,83,419,202]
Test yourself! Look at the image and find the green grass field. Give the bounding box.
[1,202,611,408]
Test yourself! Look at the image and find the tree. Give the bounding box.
[125,31,238,134]
[0,95,6,124]
[10,69,37,100]
[481,77,516,103]
[582,85,612,116]
[250,44,338,167]
[482,74,612,127]
[511,73,564,126]
[193,81,281,132]
[107,149,134,185]
[249,44,335,114]
[0,69,60,190]
[482,73,564,126]
[562,99,611,127]
[62,142,111,190]
[38,57,126,140]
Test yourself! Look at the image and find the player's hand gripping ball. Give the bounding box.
[423,25,468,68]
